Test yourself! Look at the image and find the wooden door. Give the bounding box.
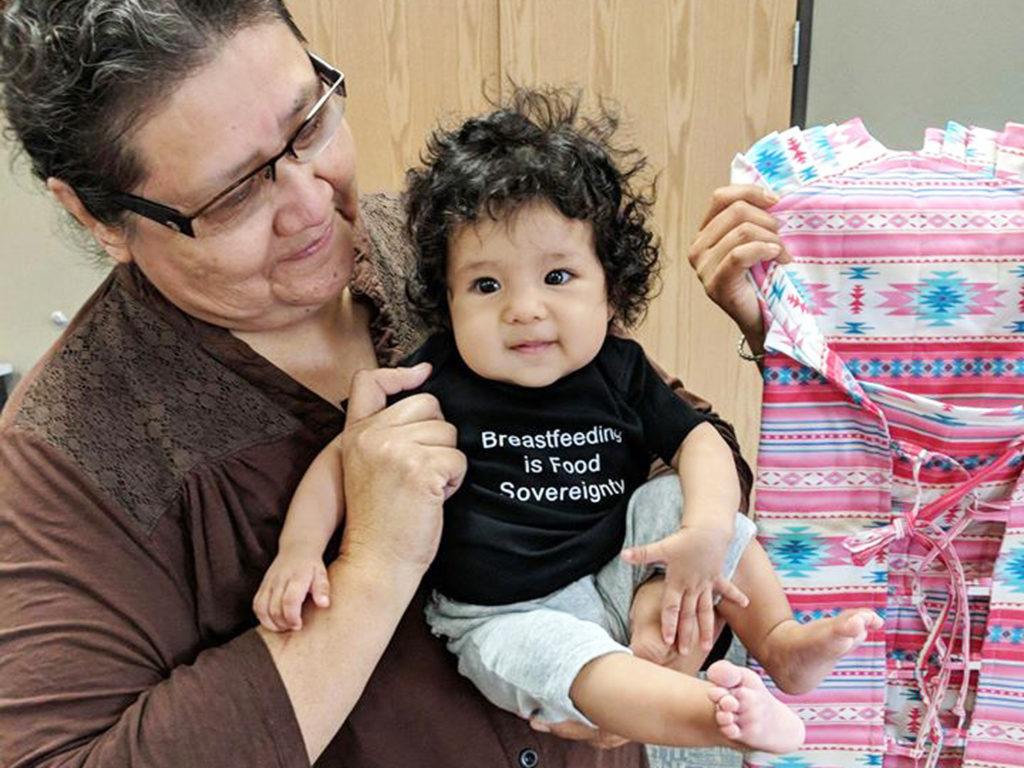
[291,0,797,464]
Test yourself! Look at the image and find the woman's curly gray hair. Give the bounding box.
[0,0,304,228]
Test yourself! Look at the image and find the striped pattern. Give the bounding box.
[732,119,1024,768]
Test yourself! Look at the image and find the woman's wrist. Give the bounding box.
[336,543,430,592]
[737,335,764,363]
[739,314,766,357]
[334,554,422,609]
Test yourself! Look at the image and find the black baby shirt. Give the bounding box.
[401,332,706,605]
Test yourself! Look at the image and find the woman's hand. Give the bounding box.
[337,364,467,576]
[687,184,791,353]
[628,575,723,676]
[527,719,629,750]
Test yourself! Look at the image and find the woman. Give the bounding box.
[0,2,767,766]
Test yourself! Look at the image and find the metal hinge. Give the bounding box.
[792,20,801,67]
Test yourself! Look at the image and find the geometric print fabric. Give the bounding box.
[732,119,1024,768]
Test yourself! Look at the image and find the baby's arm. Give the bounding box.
[622,422,749,653]
[672,422,750,643]
[253,439,346,632]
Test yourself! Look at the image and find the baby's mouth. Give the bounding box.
[509,340,555,354]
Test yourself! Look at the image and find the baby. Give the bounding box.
[254,88,881,753]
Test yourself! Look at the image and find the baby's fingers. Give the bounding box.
[282,578,310,630]
[659,581,684,646]
[675,592,699,655]
[697,588,716,652]
[252,585,279,632]
[260,578,293,632]
[265,578,292,631]
[713,576,750,608]
[312,564,331,608]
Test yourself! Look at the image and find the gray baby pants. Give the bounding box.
[424,474,758,725]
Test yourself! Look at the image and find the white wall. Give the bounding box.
[1,135,108,388]
[806,0,1024,149]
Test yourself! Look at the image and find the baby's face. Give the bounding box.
[446,200,612,388]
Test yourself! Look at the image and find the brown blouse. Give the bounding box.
[0,194,750,767]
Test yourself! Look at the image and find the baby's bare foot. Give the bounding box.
[706,660,805,754]
[766,609,883,695]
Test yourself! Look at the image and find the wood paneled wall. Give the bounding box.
[290,0,797,464]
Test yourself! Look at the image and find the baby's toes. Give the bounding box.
[707,686,731,706]
[707,659,744,689]
[863,610,884,630]
[844,613,866,635]
[719,720,742,740]
[839,609,878,638]
[731,685,762,716]
[714,692,740,713]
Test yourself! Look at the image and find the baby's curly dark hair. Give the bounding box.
[404,86,660,330]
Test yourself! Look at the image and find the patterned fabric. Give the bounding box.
[732,119,1024,768]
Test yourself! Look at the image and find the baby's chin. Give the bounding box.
[481,364,573,389]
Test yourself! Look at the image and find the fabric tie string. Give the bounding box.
[843,439,1024,765]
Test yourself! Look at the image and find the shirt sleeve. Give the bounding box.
[607,330,754,514]
[604,338,707,466]
[0,430,308,768]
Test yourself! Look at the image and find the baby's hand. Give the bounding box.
[621,525,748,655]
[253,546,331,632]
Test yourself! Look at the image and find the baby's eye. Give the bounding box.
[472,277,501,294]
[544,269,573,286]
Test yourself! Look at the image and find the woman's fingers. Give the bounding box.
[687,187,790,344]
[529,719,629,750]
[697,184,779,230]
[405,444,468,500]
[692,221,785,284]
[691,199,780,266]
[701,240,785,301]
[380,417,458,450]
[373,391,447,427]
[344,363,433,425]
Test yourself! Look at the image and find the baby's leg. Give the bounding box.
[716,540,883,696]
[570,652,805,753]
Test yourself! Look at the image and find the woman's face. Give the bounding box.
[117,21,361,332]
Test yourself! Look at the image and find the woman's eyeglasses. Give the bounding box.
[110,51,346,238]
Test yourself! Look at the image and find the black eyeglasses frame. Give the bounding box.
[109,51,346,238]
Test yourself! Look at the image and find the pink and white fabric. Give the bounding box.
[731,119,1024,768]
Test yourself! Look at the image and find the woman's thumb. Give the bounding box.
[345,363,432,424]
